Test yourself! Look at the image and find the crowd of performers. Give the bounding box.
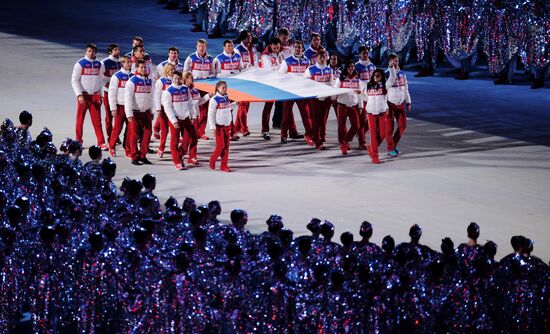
[71,31,412,170]
[1,114,550,333]
[161,0,549,88]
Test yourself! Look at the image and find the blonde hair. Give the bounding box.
[182,71,193,83]
[162,63,175,78]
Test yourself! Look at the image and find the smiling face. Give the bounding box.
[218,83,227,95]
[373,71,383,83]
[173,73,182,86]
[293,42,304,56]
[346,63,355,76]
[136,63,146,76]
[168,50,179,62]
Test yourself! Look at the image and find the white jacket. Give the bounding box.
[213,51,244,77]
[183,52,215,79]
[161,84,193,124]
[71,56,105,96]
[334,77,365,107]
[207,93,237,129]
[387,68,411,105]
[108,69,132,109]
[189,88,210,119]
[154,77,172,112]
[364,67,396,115]
[259,52,282,71]
[124,74,154,117]
[131,61,158,80]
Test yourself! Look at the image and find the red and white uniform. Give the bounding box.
[213,51,244,77]
[208,94,237,170]
[386,68,411,152]
[235,42,257,68]
[162,84,197,166]
[304,64,334,147]
[259,50,283,70]
[233,43,256,135]
[304,45,324,65]
[71,56,106,146]
[124,74,154,160]
[182,87,211,162]
[184,52,215,79]
[153,77,173,152]
[107,69,133,154]
[280,43,294,60]
[278,54,313,140]
[355,59,377,82]
[364,67,396,160]
[333,77,366,150]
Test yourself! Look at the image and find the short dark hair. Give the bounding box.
[223,39,234,46]
[388,53,398,60]
[142,173,156,188]
[278,28,289,36]
[293,40,304,47]
[310,32,321,40]
[133,45,144,53]
[168,46,179,53]
[269,37,281,45]
[172,70,182,77]
[19,110,33,125]
[237,30,251,42]
[136,59,146,66]
[132,36,144,43]
[107,43,119,54]
[358,45,369,54]
[85,43,97,52]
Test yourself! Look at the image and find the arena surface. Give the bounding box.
[1,0,549,260]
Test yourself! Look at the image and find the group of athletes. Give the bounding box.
[71,29,412,171]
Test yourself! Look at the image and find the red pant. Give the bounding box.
[261,102,274,133]
[75,93,105,145]
[367,112,387,158]
[154,109,169,152]
[108,105,130,155]
[336,104,362,149]
[210,125,231,168]
[169,118,197,165]
[281,100,311,138]
[359,101,369,138]
[386,102,407,151]
[182,122,199,162]
[103,92,113,138]
[234,102,250,134]
[195,103,209,137]
[310,98,332,146]
[128,111,152,160]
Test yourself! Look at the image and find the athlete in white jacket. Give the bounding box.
[386,54,412,157]
[107,55,132,157]
[208,81,238,172]
[124,60,154,165]
[259,38,284,139]
[71,43,107,148]
[333,61,367,154]
[364,66,397,164]
[161,71,197,170]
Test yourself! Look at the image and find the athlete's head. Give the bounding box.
[85,43,97,59]
[196,39,208,55]
[310,32,321,49]
[329,53,339,68]
[268,37,281,53]
[341,60,356,81]
[132,36,144,48]
[238,30,252,46]
[278,28,290,44]
[120,55,131,71]
[223,40,234,54]
[135,59,146,76]
[358,46,370,61]
[182,71,193,87]
[168,46,179,61]
[133,45,145,60]
[215,80,228,95]
[316,49,327,66]
[107,43,120,57]
[389,53,399,68]
[293,40,304,56]
[162,63,175,78]
[172,71,182,85]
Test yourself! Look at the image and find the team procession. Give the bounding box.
[72,31,411,171]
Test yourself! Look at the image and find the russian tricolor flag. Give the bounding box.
[195,69,352,102]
